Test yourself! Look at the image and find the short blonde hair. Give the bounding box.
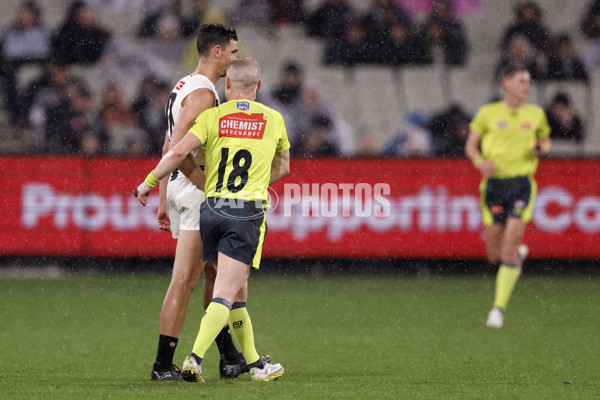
[227,56,261,89]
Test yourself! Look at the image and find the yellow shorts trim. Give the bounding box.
[251,215,267,270]
[521,176,537,223]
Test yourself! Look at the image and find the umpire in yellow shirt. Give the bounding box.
[135,56,290,381]
[465,64,552,328]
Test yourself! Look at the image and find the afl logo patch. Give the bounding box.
[496,121,507,129]
[490,205,504,215]
[514,200,526,209]
[237,101,250,111]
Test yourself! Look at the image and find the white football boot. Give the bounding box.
[181,355,204,382]
[250,361,284,381]
[486,307,504,328]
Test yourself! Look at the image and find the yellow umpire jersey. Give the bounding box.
[189,99,290,204]
[469,101,550,178]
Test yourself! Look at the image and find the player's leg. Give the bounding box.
[182,253,251,382]
[487,218,527,328]
[228,282,284,381]
[228,281,260,365]
[495,217,527,306]
[160,230,204,336]
[484,223,504,265]
[203,259,248,378]
[484,223,506,328]
[515,176,536,273]
[152,229,204,380]
[202,260,217,310]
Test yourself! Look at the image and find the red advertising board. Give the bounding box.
[1,156,599,259]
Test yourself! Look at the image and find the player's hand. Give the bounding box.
[532,140,548,157]
[157,203,171,232]
[134,182,152,207]
[479,160,496,178]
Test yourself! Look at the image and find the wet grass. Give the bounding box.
[0,272,598,399]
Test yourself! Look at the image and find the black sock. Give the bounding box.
[215,326,241,362]
[191,352,203,365]
[247,358,264,369]
[154,334,178,370]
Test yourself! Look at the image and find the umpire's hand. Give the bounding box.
[134,183,152,207]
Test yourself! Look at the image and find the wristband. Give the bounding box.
[144,170,160,188]
[473,156,483,168]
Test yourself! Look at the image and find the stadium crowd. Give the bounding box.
[0,0,596,157]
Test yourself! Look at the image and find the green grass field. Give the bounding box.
[1,271,598,399]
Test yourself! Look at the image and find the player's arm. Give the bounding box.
[136,133,202,206]
[170,88,215,190]
[269,150,290,185]
[533,136,552,157]
[465,130,495,178]
[157,131,171,231]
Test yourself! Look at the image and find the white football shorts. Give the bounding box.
[166,176,206,239]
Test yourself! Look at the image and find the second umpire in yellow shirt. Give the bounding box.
[465,64,552,328]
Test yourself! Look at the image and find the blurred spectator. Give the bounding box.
[325,18,372,66]
[364,0,413,27]
[271,61,303,106]
[430,1,468,59]
[271,0,306,26]
[308,0,356,39]
[546,33,589,82]
[19,60,64,120]
[269,61,354,155]
[580,0,600,69]
[123,126,150,157]
[501,1,550,55]
[131,77,170,154]
[99,83,137,128]
[297,85,354,155]
[382,111,433,157]
[131,77,156,121]
[138,0,223,39]
[98,82,138,152]
[545,92,584,143]
[0,1,50,124]
[143,14,186,74]
[413,16,467,66]
[580,0,600,39]
[355,132,381,157]
[379,21,420,65]
[495,35,544,81]
[27,61,73,152]
[430,104,471,157]
[228,0,274,28]
[293,114,341,157]
[394,0,485,17]
[80,130,105,156]
[52,0,111,65]
[362,0,413,59]
[69,86,109,156]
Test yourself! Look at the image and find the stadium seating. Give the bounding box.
[0,0,598,156]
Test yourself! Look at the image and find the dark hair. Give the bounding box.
[310,114,332,130]
[283,61,301,73]
[555,33,571,46]
[499,63,529,80]
[196,23,237,57]
[516,1,542,19]
[551,92,570,106]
